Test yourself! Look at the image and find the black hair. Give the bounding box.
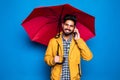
[63,14,77,25]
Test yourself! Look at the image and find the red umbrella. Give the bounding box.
[21,4,95,46]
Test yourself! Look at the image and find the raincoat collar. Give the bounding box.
[56,32,76,55]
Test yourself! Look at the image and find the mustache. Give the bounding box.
[64,29,71,31]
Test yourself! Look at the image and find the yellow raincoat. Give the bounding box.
[44,33,93,80]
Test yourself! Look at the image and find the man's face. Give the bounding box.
[62,20,75,36]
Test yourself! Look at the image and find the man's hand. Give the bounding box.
[74,28,80,40]
[54,56,60,63]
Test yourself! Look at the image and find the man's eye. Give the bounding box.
[65,24,68,26]
[64,23,74,27]
[70,25,74,27]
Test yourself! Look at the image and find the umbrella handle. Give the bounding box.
[56,43,60,56]
[56,41,65,65]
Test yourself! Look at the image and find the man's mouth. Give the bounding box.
[65,29,71,32]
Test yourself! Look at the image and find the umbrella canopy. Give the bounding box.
[21,4,95,46]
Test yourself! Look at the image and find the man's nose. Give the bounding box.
[66,25,71,29]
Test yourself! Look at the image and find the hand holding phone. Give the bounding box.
[74,28,80,40]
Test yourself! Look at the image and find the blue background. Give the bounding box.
[0,0,120,80]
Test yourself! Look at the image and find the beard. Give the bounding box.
[63,29,74,36]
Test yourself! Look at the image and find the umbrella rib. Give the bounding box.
[32,19,58,39]
[42,7,58,16]
[23,7,59,24]
[57,5,65,36]
[71,12,95,33]
[26,15,57,23]
[36,15,57,18]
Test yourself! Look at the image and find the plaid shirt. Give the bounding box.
[61,35,72,80]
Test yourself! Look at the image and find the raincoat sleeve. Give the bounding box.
[75,38,93,61]
[44,39,55,66]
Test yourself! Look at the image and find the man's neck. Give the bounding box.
[63,34,72,41]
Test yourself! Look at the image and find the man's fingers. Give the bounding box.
[54,56,60,63]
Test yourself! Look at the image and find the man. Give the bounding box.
[44,14,93,80]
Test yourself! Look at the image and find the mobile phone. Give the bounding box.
[73,32,77,37]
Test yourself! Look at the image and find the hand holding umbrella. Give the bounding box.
[54,56,60,63]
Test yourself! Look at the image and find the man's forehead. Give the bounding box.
[64,20,74,24]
